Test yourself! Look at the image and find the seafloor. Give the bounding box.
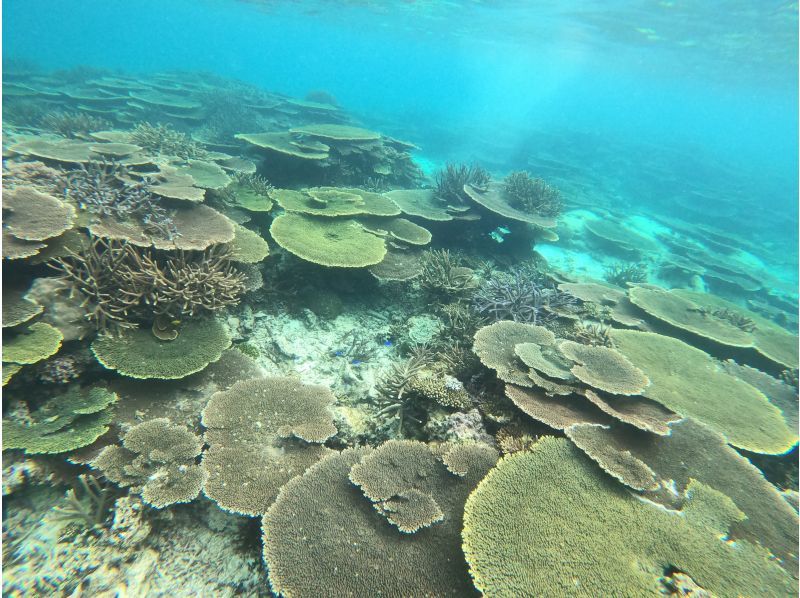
[1,66,798,597]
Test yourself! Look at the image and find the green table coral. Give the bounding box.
[3,322,63,364]
[3,385,118,454]
[462,437,795,597]
[611,329,795,454]
[91,318,231,379]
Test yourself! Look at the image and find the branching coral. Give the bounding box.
[39,111,111,139]
[52,237,246,331]
[375,348,434,436]
[51,474,116,532]
[234,171,274,198]
[473,269,576,324]
[433,163,490,204]
[604,261,648,287]
[418,249,477,300]
[130,122,209,159]
[59,161,176,239]
[503,171,562,217]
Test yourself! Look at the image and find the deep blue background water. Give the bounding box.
[4,0,798,272]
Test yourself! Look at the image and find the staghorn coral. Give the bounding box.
[53,237,246,331]
[58,161,176,239]
[473,268,576,324]
[375,348,434,436]
[503,170,562,217]
[462,437,795,597]
[433,162,490,204]
[130,122,209,159]
[91,418,206,509]
[569,319,612,346]
[39,111,111,139]
[418,249,477,300]
[604,261,648,287]
[50,474,116,532]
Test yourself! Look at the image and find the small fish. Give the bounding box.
[383,339,393,347]
[334,350,345,357]
[171,319,181,326]
[351,359,362,365]
[497,225,511,234]
[489,230,506,243]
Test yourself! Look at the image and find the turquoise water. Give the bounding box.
[2,1,798,596]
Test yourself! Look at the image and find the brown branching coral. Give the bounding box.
[52,237,246,332]
[419,249,477,300]
[130,122,208,159]
[434,163,490,204]
[503,171,562,217]
[58,161,177,240]
[40,111,111,139]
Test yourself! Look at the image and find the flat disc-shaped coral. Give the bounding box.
[672,289,799,369]
[229,183,273,212]
[289,123,381,141]
[270,213,386,268]
[384,189,454,221]
[3,186,76,241]
[357,216,432,246]
[2,363,23,386]
[235,132,329,160]
[462,437,795,597]
[91,318,231,379]
[473,321,555,387]
[183,159,231,189]
[274,187,400,217]
[227,223,270,263]
[585,218,661,255]
[463,182,557,227]
[10,138,98,163]
[515,342,574,380]
[92,418,206,508]
[557,340,650,395]
[3,322,63,364]
[611,329,796,454]
[557,281,626,305]
[3,385,118,454]
[201,377,338,515]
[505,384,614,430]
[263,443,497,597]
[2,288,43,328]
[628,286,754,348]
[2,229,46,260]
[581,389,680,435]
[564,419,800,572]
[368,247,423,282]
